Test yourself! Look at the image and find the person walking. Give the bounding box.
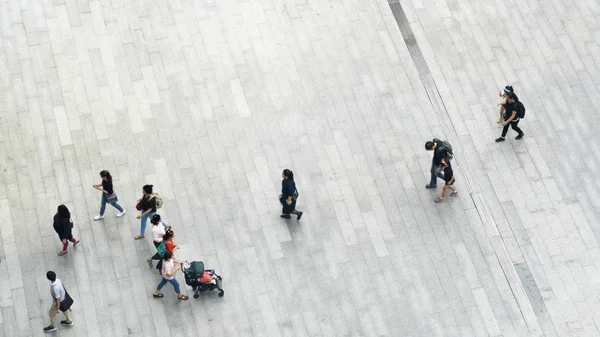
[135,185,157,240]
[496,86,514,123]
[146,214,171,267]
[434,159,458,202]
[425,140,448,188]
[279,169,303,220]
[153,251,189,300]
[43,271,74,333]
[53,205,79,256]
[495,91,525,142]
[155,229,179,271]
[93,170,126,220]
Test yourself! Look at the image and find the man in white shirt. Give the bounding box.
[43,271,74,333]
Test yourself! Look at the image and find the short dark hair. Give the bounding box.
[163,230,174,240]
[151,214,161,225]
[162,250,172,260]
[143,184,153,194]
[425,141,434,150]
[46,271,56,281]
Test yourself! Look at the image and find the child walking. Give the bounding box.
[434,160,458,202]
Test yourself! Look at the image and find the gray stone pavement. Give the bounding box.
[0,0,599,336]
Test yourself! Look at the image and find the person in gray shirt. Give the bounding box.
[43,271,74,333]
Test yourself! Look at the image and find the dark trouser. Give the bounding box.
[430,162,445,186]
[280,197,300,215]
[151,241,161,260]
[501,120,523,137]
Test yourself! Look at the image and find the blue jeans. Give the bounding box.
[430,162,445,186]
[100,193,124,216]
[140,210,156,236]
[157,277,180,294]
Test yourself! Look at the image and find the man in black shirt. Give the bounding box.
[425,140,447,188]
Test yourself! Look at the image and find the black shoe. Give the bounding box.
[297,212,303,220]
[280,214,291,219]
[495,137,505,142]
[60,320,74,326]
[43,325,57,333]
[425,184,437,189]
[515,133,524,140]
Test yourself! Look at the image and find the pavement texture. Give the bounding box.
[0,0,599,336]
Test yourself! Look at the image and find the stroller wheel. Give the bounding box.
[193,293,199,299]
[218,290,224,297]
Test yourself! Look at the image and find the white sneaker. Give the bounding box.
[116,210,127,217]
[93,214,104,221]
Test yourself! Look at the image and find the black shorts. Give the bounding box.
[443,167,454,185]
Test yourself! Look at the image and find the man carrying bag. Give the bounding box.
[43,271,75,333]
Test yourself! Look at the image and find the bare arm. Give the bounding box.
[504,111,517,124]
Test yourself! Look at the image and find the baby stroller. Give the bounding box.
[183,261,224,298]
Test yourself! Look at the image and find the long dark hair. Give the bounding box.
[163,230,174,240]
[57,205,70,219]
[100,170,112,182]
[143,184,153,194]
[283,169,294,180]
[506,91,519,102]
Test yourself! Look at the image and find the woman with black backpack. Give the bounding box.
[279,169,303,220]
[495,91,525,142]
[53,205,79,256]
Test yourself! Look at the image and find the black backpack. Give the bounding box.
[516,101,526,118]
[432,138,454,160]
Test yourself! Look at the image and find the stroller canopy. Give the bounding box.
[187,261,205,276]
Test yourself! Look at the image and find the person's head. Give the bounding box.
[46,271,56,282]
[506,91,518,102]
[163,230,174,240]
[143,184,153,196]
[162,250,172,260]
[56,205,70,218]
[151,214,162,226]
[282,169,294,180]
[100,170,112,182]
[503,86,514,94]
[425,141,436,151]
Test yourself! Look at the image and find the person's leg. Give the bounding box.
[496,123,510,141]
[110,200,124,212]
[429,162,438,186]
[155,278,168,295]
[62,240,69,252]
[441,184,449,199]
[168,278,181,294]
[49,303,57,327]
[63,307,73,323]
[140,212,152,236]
[511,121,524,138]
[99,193,107,216]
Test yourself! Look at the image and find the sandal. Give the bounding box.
[177,295,189,300]
[146,258,152,267]
[153,293,164,298]
[134,235,144,240]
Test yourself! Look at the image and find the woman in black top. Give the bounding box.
[279,169,303,220]
[135,184,157,240]
[54,205,79,256]
[495,91,524,142]
[93,170,126,220]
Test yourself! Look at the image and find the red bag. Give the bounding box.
[135,200,142,211]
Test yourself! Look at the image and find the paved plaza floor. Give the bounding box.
[1,0,600,336]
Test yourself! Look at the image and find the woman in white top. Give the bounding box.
[152,251,188,300]
[146,214,170,267]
